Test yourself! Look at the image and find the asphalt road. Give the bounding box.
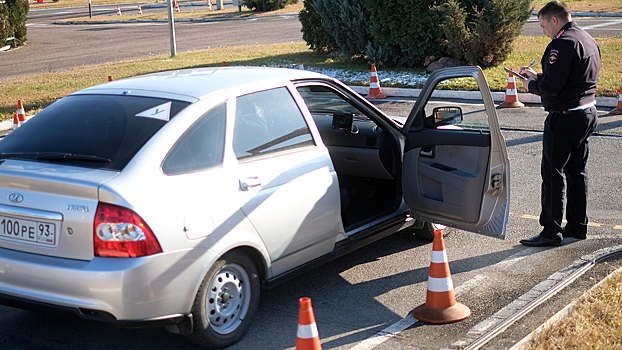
[0,99,621,350]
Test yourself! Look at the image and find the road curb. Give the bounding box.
[509,265,622,350]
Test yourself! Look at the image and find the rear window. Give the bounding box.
[0,94,190,171]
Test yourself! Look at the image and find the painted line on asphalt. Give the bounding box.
[512,212,622,233]
[348,215,620,349]
[581,19,622,30]
[347,258,514,349]
[453,244,622,349]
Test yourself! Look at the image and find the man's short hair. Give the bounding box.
[538,1,571,22]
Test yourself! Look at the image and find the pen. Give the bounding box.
[528,60,536,68]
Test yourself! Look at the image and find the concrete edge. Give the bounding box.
[347,86,619,108]
[508,265,622,350]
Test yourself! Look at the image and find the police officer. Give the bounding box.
[518,0,600,247]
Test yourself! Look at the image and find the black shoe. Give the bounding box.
[562,226,586,240]
[520,235,562,247]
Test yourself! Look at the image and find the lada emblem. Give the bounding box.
[8,193,24,203]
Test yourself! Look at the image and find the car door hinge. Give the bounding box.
[491,174,502,190]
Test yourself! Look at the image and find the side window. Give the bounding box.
[162,103,226,175]
[233,87,315,161]
[425,77,490,133]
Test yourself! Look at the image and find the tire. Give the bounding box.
[186,251,260,349]
[413,222,447,241]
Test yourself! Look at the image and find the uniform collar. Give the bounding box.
[554,21,573,39]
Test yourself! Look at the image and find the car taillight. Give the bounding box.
[93,203,162,258]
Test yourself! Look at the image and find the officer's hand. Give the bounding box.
[519,67,537,79]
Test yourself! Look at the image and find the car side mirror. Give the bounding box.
[428,107,463,128]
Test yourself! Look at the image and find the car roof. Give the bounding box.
[74,67,330,102]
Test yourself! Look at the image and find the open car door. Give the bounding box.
[402,66,510,239]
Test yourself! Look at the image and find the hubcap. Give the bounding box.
[206,263,251,334]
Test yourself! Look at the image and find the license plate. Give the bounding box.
[0,215,57,246]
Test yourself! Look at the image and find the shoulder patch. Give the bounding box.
[548,49,559,65]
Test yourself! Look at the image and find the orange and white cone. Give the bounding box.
[174,1,180,12]
[499,70,524,108]
[12,113,19,130]
[137,4,143,14]
[206,0,212,10]
[116,5,121,15]
[411,229,471,324]
[611,76,622,115]
[17,99,26,124]
[365,63,386,100]
[296,298,322,350]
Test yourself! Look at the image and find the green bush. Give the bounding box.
[243,0,296,12]
[2,0,28,47]
[298,0,338,53]
[312,0,371,57]
[437,0,532,67]
[364,0,446,67]
[0,2,10,47]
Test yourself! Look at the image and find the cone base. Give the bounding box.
[499,101,524,108]
[611,107,622,115]
[411,302,471,324]
[366,93,387,100]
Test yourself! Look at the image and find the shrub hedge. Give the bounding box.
[298,0,338,53]
[243,0,297,12]
[1,0,28,48]
[300,0,532,68]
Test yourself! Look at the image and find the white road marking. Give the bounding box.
[581,19,622,30]
[347,216,621,349]
[452,244,622,348]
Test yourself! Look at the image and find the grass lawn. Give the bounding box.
[3,34,622,121]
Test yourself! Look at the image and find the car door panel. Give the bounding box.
[403,66,510,239]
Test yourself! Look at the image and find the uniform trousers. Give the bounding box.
[539,106,598,240]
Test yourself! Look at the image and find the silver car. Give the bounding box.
[0,66,509,348]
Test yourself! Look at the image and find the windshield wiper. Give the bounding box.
[36,153,112,163]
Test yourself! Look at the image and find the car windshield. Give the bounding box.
[0,94,190,171]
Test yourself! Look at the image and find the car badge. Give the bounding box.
[8,193,24,203]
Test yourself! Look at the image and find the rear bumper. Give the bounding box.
[0,291,190,328]
[0,246,217,323]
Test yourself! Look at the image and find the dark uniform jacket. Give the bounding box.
[527,21,600,111]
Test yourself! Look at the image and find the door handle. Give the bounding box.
[239,176,262,191]
[420,146,435,157]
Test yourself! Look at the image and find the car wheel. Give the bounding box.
[413,222,446,241]
[186,251,260,349]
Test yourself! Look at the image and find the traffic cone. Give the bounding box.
[411,229,471,324]
[296,298,322,350]
[611,76,622,115]
[116,5,121,15]
[174,1,180,12]
[365,63,386,100]
[499,70,524,108]
[206,0,212,10]
[138,4,143,14]
[12,113,19,130]
[17,99,26,123]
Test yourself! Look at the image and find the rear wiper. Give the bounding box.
[36,153,112,163]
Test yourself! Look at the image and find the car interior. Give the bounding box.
[296,85,401,230]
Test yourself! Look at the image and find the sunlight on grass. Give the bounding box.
[523,268,622,350]
[2,35,621,121]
